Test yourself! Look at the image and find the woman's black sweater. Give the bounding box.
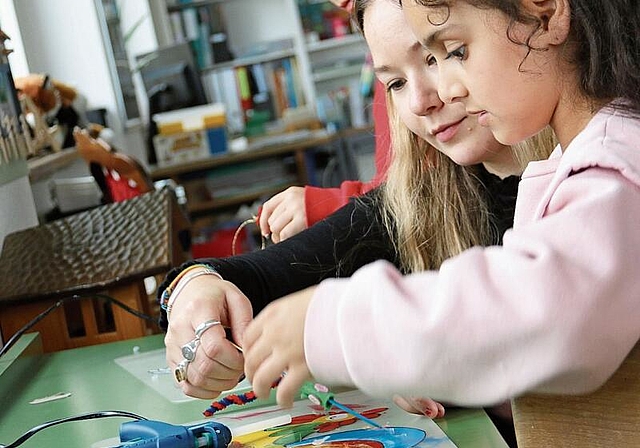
[158,165,519,329]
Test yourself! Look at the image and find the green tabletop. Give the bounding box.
[0,334,507,448]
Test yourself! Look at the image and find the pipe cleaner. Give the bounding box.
[203,380,281,417]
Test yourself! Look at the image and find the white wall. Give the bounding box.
[0,170,38,252]
[6,0,156,164]
[13,0,120,130]
[0,0,29,77]
[118,0,160,126]
[0,3,38,250]
[222,0,297,55]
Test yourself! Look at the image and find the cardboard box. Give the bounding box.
[153,103,226,135]
[153,103,228,166]
[153,127,229,167]
[154,130,210,166]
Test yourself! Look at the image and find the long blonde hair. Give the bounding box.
[353,0,555,273]
[381,97,555,273]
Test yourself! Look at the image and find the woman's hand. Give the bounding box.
[258,186,307,243]
[164,271,253,399]
[243,287,316,407]
[393,395,446,418]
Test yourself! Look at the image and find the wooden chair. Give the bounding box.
[72,127,154,203]
[512,342,640,447]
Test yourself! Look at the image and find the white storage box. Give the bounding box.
[49,176,102,213]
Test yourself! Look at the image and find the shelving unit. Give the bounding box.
[201,48,297,73]
[141,0,375,251]
[149,130,338,218]
[95,0,142,124]
[166,0,229,13]
[312,64,363,83]
[305,33,364,53]
[151,133,329,179]
[148,0,371,128]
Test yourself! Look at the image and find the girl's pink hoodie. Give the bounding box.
[305,106,640,406]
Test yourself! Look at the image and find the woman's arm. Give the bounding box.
[158,188,396,327]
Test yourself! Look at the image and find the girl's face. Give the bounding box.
[365,0,516,174]
[402,1,563,147]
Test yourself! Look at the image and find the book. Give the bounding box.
[235,66,254,114]
[262,61,284,119]
[273,66,289,117]
[250,64,276,119]
[281,57,298,109]
[219,68,245,134]
[169,12,186,43]
[250,64,269,96]
[197,11,213,68]
[290,57,306,107]
[202,71,223,104]
[181,8,199,41]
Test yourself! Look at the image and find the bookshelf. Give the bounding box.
[201,48,297,72]
[166,0,229,13]
[305,33,364,52]
[149,0,372,132]
[149,129,339,226]
[144,0,375,246]
[150,130,333,180]
[312,64,363,83]
[148,126,375,240]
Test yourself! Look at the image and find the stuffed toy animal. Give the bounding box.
[14,73,77,112]
[15,73,86,152]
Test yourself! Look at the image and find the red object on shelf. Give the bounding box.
[105,170,145,202]
[191,227,248,258]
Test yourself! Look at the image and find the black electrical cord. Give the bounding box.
[0,410,147,448]
[0,293,158,358]
[92,293,158,324]
[0,297,67,358]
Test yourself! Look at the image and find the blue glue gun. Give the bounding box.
[116,420,232,448]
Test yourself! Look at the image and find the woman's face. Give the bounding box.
[365,0,515,173]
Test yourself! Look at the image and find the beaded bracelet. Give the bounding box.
[166,268,222,319]
[160,264,214,310]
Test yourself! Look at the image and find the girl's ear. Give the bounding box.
[523,0,571,46]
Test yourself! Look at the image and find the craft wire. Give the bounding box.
[232,216,267,255]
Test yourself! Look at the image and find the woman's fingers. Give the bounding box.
[393,395,445,418]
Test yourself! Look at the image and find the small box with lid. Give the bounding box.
[153,103,228,166]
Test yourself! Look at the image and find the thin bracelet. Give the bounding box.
[166,268,222,320]
[160,264,211,309]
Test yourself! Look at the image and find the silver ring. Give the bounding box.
[195,319,221,339]
[181,338,200,362]
[174,359,189,383]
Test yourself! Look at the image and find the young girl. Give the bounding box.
[241,0,640,410]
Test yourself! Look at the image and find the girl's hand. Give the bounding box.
[164,273,253,399]
[243,287,316,407]
[258,187,307,243]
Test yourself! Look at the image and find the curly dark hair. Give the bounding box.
[406,0,640,116]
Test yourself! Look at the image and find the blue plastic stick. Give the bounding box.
[329,399,384,429]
